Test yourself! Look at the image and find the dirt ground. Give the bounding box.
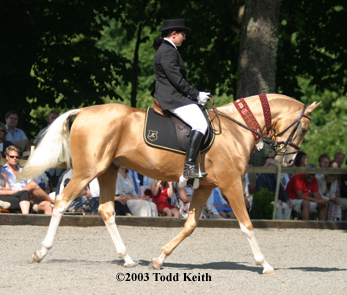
[0,225,346,295]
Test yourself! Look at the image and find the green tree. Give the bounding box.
[277,1,347,99]
[1,0,346,151]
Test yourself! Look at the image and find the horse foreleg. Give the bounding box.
[97,171,136,267]
[33,194,70,263]
[151,188,211,270]
[240,224,275,274]
[222,179,275,274]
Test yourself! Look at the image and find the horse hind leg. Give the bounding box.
[97,168,136,267]
[103,214,136,267]
[33,206,65,262]
[221,179,275,274]
[33,177,87,263]
[151,187,212,270]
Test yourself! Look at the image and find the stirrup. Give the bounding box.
[178,175,200,189]
[183,161,208,179]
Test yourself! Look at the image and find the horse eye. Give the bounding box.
[301,128,307,134]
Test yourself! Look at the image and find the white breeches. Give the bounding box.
[170,104,208,134]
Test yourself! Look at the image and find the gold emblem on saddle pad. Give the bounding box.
[147,130,158,141]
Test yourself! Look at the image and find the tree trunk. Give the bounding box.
[236,0,280,99]
[131,23,144,108]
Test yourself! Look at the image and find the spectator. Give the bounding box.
[293,151,307,167]
[339,158,347,220]
[316,153,331,178]
[0,168,31,213]
[316,161,342,221]
[57,171,132,216]
[0,145,54,214]
[174,184,194,219]
[0,122,13,158]
[255,158,293,220]
[330,160,341,189]
[4,110,31,152]
[116,167,157,217]
[281,150,307,191]
[334,152,345,168]
[151,180,179,217]
[89,178,132,216]
[66,185,95,214]
[286,164,328,220]
[171,183,220,219]
[207,187,239,219]
[34,111,59,147]
[318,153,330,169]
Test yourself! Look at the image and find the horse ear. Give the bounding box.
[306,101,322,115]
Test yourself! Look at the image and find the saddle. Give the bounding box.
[144,98,215,154]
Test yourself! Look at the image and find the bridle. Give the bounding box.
[208,98,311,157]
[271,105,311,156]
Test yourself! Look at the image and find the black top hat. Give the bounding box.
[158,19,191,32]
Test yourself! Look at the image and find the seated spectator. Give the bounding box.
[116,167,157,217]
[171,183,220,219]
[89,177,132,216]
[151,180,179,217]
[0,122,13,158]
[61,173,99,215]
[0,145,54,214]
[294,151,307,167]
[174,184,194,219]
[34,111,59,147]
[281,150,308,191]
[334,152,345,168]
[57,171,132,216]
[318,153,330,169]
[339,158,347,220]
[55,169,73,196]
[0,168,31,213]
[255,157,293,220]
[286,164,328,220]
[4,110,31,152]
[207,187,245,219]
[315,153,331,178]
[316,161,342,221]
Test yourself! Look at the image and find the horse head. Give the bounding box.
[274,101,321,167]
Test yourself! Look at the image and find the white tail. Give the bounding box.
[19,109,81,180]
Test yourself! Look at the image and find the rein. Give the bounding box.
[207,95,311,156]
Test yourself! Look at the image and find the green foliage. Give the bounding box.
[251,188,274,220]
[1,0,346,152]
[278,1,347,99]
[297,76,347,166]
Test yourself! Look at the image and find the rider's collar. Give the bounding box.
[164,38,177,49]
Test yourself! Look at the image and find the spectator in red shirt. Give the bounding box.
[286,164,328,220]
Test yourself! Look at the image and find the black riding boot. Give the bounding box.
[183,130,208,179]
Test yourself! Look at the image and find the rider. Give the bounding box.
[152,19,210,179]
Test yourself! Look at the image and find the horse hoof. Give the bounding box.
[151,258,162,270]
[124,261,137,268]
[32,250,42,263]
[263,269,276,275]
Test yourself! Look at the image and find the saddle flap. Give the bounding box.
[171,116,191,150]
[144,107,215,155]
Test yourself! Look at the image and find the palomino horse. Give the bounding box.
[21,94,320,274]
